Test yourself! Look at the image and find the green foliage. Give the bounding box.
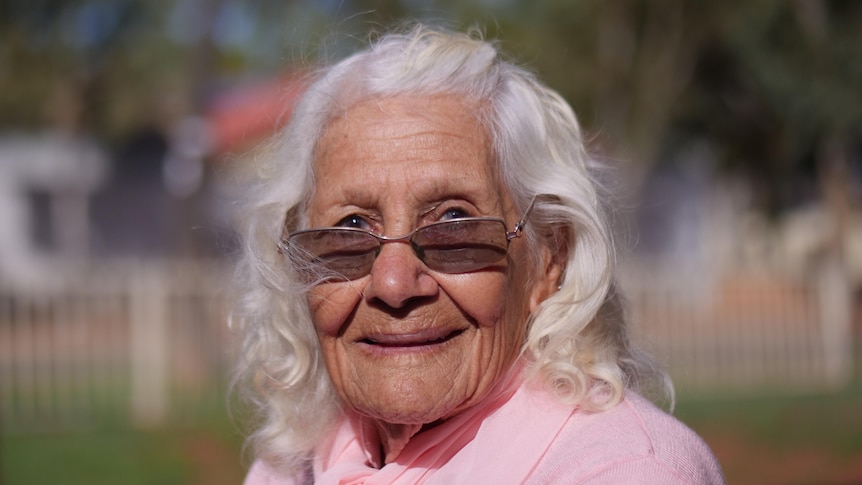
[1,0,859,214]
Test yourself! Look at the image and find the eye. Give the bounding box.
[440,207,471,221]
[335,214,372,230]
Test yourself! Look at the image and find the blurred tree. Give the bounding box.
[676,0,862,218]
[0,0,190,137]
[1,0,859,219]
[458,1,861,218]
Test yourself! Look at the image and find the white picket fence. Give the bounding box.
[0,260,237,431]
[0,259,857,430]
[621,259,858,395]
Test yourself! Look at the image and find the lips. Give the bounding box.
[358,328,466,348]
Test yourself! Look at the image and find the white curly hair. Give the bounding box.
[231,23,671,474]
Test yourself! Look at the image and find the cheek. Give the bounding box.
[441,272,513,328]
[440,257,534,352]
[307,283,364,335]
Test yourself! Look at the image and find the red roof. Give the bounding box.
[206,72,307,155]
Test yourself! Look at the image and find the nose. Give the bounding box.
[362,240,438,308]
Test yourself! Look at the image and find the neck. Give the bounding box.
[363,362,526,466]
[374,421,423,465]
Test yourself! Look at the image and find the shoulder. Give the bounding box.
[529,391,725,485]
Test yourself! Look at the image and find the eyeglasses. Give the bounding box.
[280,198,537,281]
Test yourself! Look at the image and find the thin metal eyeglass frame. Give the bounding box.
[279,196,538,275]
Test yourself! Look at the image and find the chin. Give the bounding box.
[347,372,471,425]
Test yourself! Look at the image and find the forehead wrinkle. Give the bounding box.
[310,94,505,223]
[313,158,503,220]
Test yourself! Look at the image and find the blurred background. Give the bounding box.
[1,1,860,483]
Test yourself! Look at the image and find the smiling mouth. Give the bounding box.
[359,329,466,348]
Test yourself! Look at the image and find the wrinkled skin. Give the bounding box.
[305,94,561,462]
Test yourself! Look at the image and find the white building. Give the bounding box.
[0,131,107,287]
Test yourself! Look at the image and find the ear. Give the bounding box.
[528,243,565,313]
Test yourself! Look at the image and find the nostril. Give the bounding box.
[363,244,438,309]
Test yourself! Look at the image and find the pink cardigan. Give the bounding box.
[244,381,724,484]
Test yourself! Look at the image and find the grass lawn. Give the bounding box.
[3,385,861,484]
[675,383,862,484]
[2,423,246,485]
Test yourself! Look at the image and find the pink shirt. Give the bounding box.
[245,382,724,484]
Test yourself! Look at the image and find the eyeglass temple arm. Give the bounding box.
[506,196,539,240]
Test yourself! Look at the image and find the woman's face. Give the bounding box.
[305,94,557,426]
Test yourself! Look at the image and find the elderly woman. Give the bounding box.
[234,24,723,484]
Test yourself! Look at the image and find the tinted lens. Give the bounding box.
[287,229,379,280]
[285,219,510,281]
[413,219,509,273]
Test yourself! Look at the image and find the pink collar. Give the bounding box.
[314,364,574,484]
